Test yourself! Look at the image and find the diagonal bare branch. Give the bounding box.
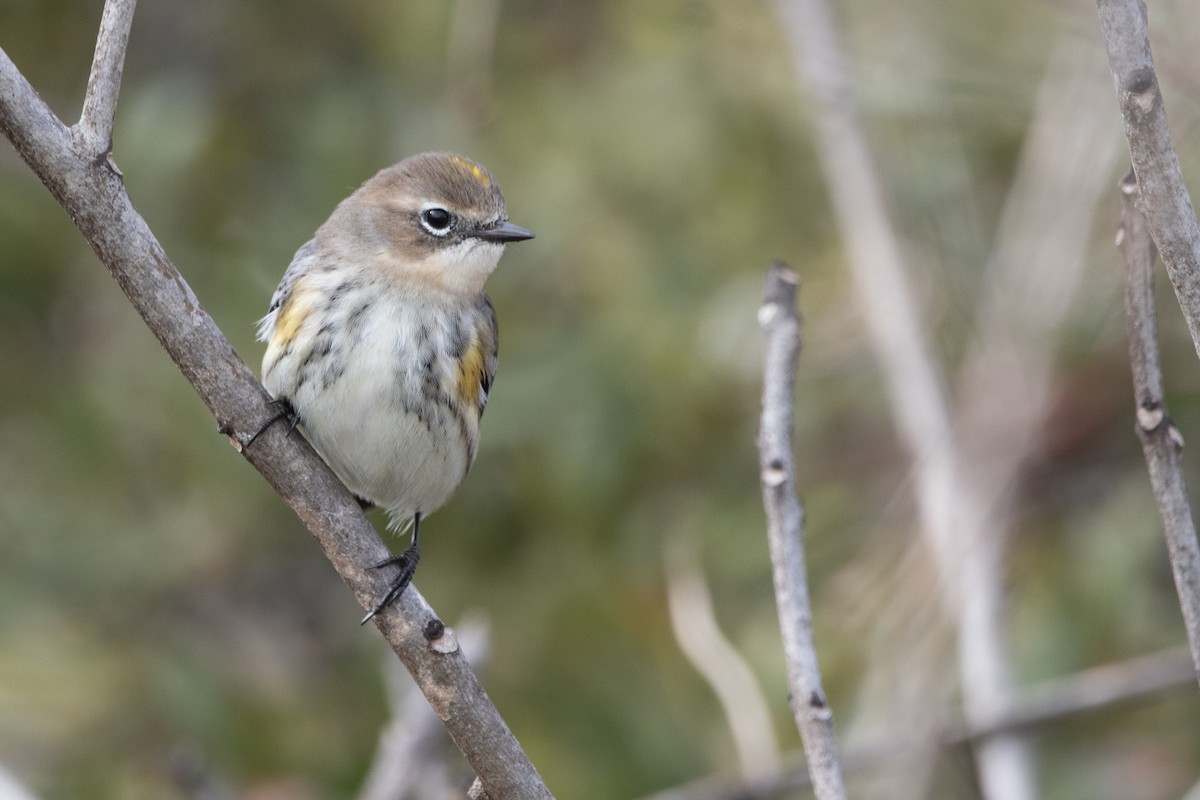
[358,617,492,800]
[0,28,551,800]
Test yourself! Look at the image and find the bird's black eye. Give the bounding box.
[420,207,453,236]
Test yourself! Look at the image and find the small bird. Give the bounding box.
[256,152,533,622]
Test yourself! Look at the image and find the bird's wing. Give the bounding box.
[476,295,499,417]
[257,239,319,343]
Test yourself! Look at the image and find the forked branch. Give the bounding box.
[0,4,550,797]
[1096,0,1200,361]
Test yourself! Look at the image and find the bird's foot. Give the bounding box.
[360,544,421,624]
[246,397,300,448]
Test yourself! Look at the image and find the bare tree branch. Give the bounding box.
[773,0,1035,796]
[0,8,550,798]
[757,262,846,800]
[358,617,492,800]
[1117,169,1200,685]
[77,0,136,155]
[1096,0,1200,362]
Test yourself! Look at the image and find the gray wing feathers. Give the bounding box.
[257,239,319,342]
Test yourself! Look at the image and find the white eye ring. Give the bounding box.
[419,205,454,236]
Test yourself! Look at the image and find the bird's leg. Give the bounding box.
[245,397,301,448]
[360,512,422,624]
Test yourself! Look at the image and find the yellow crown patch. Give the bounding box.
[449,155,492,188]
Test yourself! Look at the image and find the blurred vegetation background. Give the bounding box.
[3,0,1200,798]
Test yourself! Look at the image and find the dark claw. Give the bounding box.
[246,397,300,448]
[359,544,420,625]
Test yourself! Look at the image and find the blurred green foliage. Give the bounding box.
[3,0,1200,798]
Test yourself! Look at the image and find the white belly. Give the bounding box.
[263,293,474,527]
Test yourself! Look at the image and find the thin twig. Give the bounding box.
[1096,0,1200,362]
[1117,169,1200,685]
[945,645,1194,740]
[639,646,1196,800]
[757,263,846,800]
[0,28,551,800]
[77,0,137,157]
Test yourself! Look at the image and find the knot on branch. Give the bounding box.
[1136,400,1165,432]
[1167,423,1186,450]
[759,262,800,331]
[801,691,833,722]
[425,618,460,654]
[1122,66,1160,120]
[761,459,788,488]
[424,618,446,640]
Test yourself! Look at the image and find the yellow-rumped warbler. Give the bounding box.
[256,152,533,621]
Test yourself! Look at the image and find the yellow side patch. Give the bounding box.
[450,155,491,188]
[456,331,487,411]
[274,282,315,349]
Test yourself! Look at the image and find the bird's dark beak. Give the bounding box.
[475,220,535,243]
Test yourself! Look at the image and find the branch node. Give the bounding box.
[808,706,833,723]
[758,302,780,328]
[423,617,446,641]
[425,619,460,654]
[1136,401,1165,431]
[1119,169,1138,195]
[1124,66,1156,98]
[761,462,788,488]
[105,150,124,177]
[1167,423,1186,450]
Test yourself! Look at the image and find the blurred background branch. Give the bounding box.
[665,534,781,785]
[0,765,38,800]
[641,646,1196,800]
[775,0,1034,796]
